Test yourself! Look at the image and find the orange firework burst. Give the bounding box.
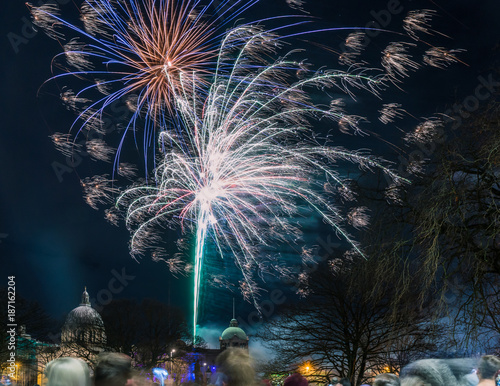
[102,0,217,117]
[28,0,259,130]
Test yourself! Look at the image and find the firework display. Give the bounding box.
[117,25,411,335]
[28,0,260,153]
[30,0,462,337]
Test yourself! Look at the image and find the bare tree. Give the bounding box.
[101,298,189,368]
[258,255,439,386]
[405,102,500,349]
[99,298,140,354]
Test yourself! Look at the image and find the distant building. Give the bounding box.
[14,326,51,386]
[9,291,251,386]
[12,288,107,386]
[49,287,107,372]
[219,318,249,350]
[173,316,249,385]
[60,287,107,350]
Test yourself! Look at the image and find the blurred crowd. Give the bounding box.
[4,349,500,386]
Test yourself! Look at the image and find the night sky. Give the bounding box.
[1,0,499,348]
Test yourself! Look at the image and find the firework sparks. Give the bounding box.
[34,2,463,338]
[286,0,308,13]
[345,32,366,52]
[60,89,90,112]
[50,132,80,157]
[404,118,444,144]
[86,139,114,162]
[28,0,260,149]
[328,258,344,273]
[28,3,64,40]
[161,254,192,277]
[382,42,420,80]
[82,175,118,210]
[338,32,366,66]
[347,207,370,229]
[338,52,359,67]
[403,10,437,40]
[104,207,120,226]
[379,103,407,124]
[64,38,93,71]
[338,114,368,136]
[423,47,466,69]
[385,183,404,205]
[116,26,407,337]
[117,163,138,179]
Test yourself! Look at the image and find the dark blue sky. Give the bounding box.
[1,0,499,343]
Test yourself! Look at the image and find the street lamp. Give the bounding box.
[300,362,312,375]
[170,349,176,379]
[203,362,208,384]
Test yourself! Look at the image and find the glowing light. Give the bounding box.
[300,362,313,374]
[153,368,169,386]
[117,25,407,339]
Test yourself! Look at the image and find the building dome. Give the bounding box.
[221,319,247,340]
[220,318,248,350]
[61,288,106,346]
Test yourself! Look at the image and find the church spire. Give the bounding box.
[80,287,91,306]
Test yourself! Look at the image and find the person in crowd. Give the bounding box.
[261,379,272,386]
[477,355,500,386]
[94,352,142,386]
[283,373,308,386]
[44,357,91,386]
[335,378,351,386]
[215,348,256,386]
[373,373,400,386]
[400,358,477,386]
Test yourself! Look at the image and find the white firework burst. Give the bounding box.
[116,26,408,333]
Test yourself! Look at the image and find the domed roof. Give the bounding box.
[63,288,104,330]
[61,288,106,347]
[221,319,247,341]
[64,305,105,328]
